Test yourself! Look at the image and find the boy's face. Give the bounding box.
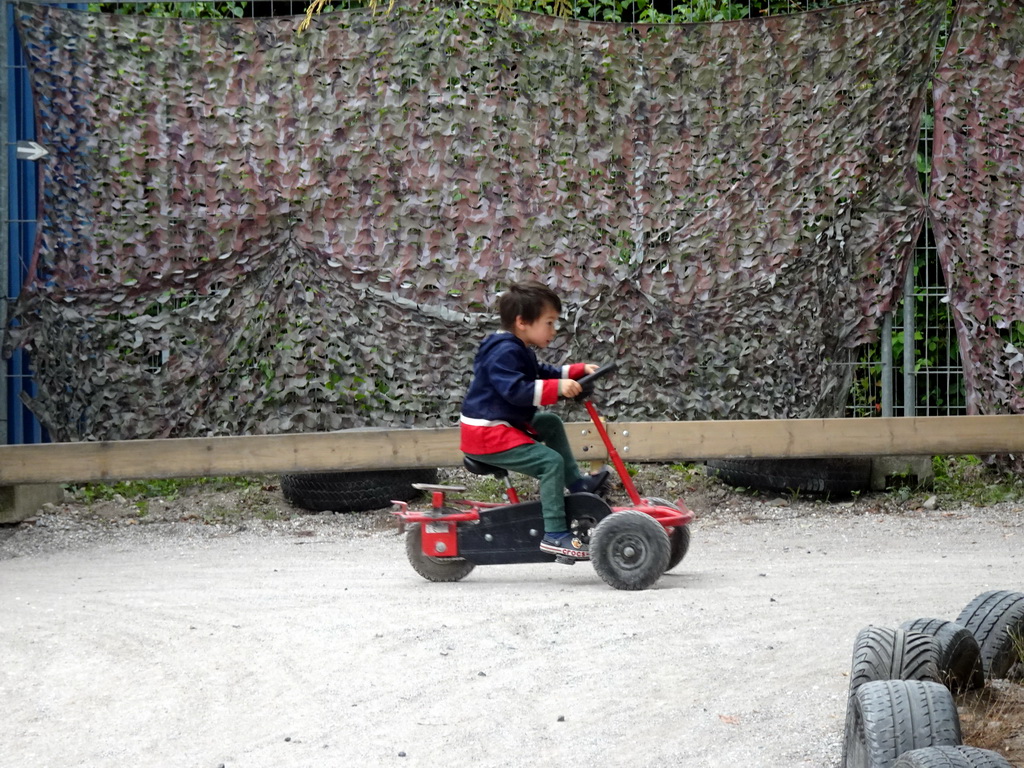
[515,305,560,349]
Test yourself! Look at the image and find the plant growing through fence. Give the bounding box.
[87,1,249,17]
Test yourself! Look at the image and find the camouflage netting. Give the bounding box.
[7,0,943,441]
[931,0,1024,417]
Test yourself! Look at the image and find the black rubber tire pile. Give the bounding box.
[841,589,1024,768]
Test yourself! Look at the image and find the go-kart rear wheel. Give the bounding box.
[590,510,670,591]
[641,497,690,572]
[666,525,691,571]
[405,525,475,583]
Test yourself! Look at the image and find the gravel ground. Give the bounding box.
[1,466,1023,768]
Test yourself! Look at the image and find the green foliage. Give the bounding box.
[300,0,862,28]
[504,0,748,23]
[473,0,874,25]
[87,1,249,17]
[931,455,1024,506]
[849,236,968,417]
[468,475,512,502]
[669,462,705,484]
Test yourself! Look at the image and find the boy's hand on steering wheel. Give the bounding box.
[559,379,582,398]
[583,363,599,375]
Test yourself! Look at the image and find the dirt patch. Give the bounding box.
[959,680,1024,763]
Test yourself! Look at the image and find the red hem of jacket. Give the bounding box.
[460,423,535,455]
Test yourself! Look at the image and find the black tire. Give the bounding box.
[666,525,691,572]
[644,497,690,572]
[281,468,438,512]
[405,524,476,583]
[590,510,670,591]
[892,746,1013,768]
[848,627,943,697]
[954,590,1024,680]
[843,680,962,768]
[899,619,985,693]
[706,458,872,495]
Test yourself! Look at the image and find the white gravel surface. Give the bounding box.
[2,482,1023,768]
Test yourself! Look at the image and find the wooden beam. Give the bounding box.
[0,427,461,485]
[596,415,1024,462]
[0,415,1022,485]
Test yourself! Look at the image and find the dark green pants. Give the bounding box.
[465,412,584,533]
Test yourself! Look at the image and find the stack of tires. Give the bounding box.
[842,589,1024,768]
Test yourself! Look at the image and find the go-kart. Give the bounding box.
[391,363,694,590]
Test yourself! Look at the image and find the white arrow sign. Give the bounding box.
[16,141,49,161]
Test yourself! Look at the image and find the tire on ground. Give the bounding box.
[954,590,1024,680]
[892,746,1013,768]
[705,458,872,495]
[848,626,943,698]
[281,468,439,512]
[843,679,961,768]
[899,618,986,693]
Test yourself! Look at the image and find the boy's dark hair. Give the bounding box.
[498,281,561,330]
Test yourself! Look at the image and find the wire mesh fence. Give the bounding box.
[844,105,966,420]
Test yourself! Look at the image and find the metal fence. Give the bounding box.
[1,0,963,444]
[2,0,48,446]
[845,114,966,420]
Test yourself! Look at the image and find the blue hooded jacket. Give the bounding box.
[460,332,584,454]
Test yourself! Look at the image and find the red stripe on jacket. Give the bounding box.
[460,362,587,455]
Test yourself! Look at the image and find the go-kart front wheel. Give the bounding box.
[590,510,670,591]
[405,525,476,583]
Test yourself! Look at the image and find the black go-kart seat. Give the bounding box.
[462,456,509,480]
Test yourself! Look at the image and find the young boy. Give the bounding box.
[460,281,609,560]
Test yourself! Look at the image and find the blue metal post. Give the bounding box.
[1,0,11,446]
[3,0,44,445]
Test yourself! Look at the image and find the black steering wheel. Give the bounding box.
[574,362,617,400]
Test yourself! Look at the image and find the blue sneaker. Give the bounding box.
[540,531,589,560]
